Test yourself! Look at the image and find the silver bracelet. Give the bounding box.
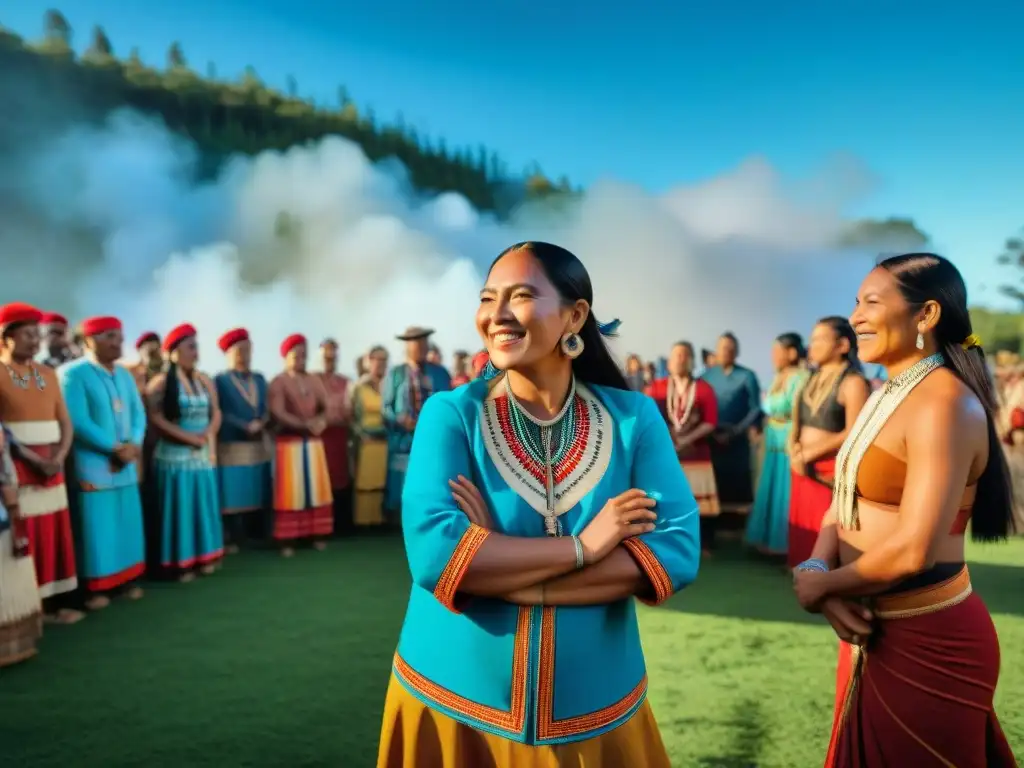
[571,535,585,570]
[796,558,830,573]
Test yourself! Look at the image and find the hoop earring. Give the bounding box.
[915,331,925,350]
[560,332,584,360]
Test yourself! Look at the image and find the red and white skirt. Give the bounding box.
[8,420,77,599]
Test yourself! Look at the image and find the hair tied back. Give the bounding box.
[962,333,982,351]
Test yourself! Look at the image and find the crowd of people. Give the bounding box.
[0,310,482,665]
[0,243,1020,767]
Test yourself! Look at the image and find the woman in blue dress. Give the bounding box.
[377,242,701,767]
[144,324,224,582]
[745,332,808,556]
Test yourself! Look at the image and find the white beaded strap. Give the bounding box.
[832,353,944,530]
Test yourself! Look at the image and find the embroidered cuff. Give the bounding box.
[433,523,491,613]
[623,538,674,606]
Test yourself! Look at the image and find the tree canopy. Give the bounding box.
[2,8,932,241]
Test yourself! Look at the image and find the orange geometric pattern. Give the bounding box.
[432,523,490,613]
[622,538,674,606]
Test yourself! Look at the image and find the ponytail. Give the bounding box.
[878,252,1012,542]
[162,361,182,423]
[942,342,1013,541]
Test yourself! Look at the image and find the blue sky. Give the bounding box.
[7,1,1024,307]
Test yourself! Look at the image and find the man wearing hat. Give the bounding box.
[58,316,147,609]
[381,327,451,520]
[213,327,271,552]
[0,302,81,623]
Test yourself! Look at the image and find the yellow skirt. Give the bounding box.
[376,673,671,768]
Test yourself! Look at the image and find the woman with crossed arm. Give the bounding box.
[375,242,700,767]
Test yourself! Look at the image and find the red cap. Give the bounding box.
[135,331,160,350]
[80,316,123,337]
[163,323,197,352]
[218,327,250,353]
[280,333,307,358]
[0,302,43,328]
[41,312,69,326]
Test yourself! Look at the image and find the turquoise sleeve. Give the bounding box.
[60,368,117,454]
[622,396,701,604]
[401,394,490,613]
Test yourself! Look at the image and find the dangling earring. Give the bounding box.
[560,332,584,360]
[915,330,925,350]
[482,359,500,380]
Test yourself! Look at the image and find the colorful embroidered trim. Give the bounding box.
[432,523,490,613]
[536,606,648,739]
[623,538,674,606]
[392,606,532,735]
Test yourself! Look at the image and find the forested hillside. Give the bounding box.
[2,9,924,242]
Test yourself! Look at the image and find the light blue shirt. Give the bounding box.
[59,358,146,490]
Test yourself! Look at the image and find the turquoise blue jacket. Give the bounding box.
[59,358,146,490]
[394,378,700,745]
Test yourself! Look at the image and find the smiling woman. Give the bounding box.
[792,253,1017,767]
[375,242,701,767]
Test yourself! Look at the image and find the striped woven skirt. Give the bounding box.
[272,435,333,541]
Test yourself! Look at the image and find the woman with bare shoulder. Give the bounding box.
[793,253,1017,766]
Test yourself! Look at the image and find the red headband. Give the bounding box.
[135,331,160,350]
[218,327,250,353]
[41,312,69,326]
[280,333,307,358]
[0,302,43,328]
[80,316,123,337]
[163,323,197,352]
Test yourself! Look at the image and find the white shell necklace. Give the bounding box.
[832,353,944,529]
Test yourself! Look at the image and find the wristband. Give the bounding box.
[796,558,830,573]
[571,535,586,569]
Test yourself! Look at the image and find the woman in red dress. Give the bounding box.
[316,338,352,535]
[647,341,720,555]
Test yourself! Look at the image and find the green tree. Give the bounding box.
[286,74,298,98]
[167,41,186,70]
[337,85,351,108]
[996,228,1024,304]
[43,9,71,46]
[85,25,112,57]
[206,61,217,80]
[837,217,929,249]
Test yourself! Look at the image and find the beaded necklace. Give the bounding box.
[504,376,578,536]
[4,361,46,391]
[832,353,944,529]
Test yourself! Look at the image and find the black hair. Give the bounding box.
[720,331,739,356]
[672,340,695,357]
[816,315,862,372]
[879,252,1012,541]
[775,332,806,362]
[489,242,629,390]
[162,335,198,424]
[1,321,32,341]
[701,348,714,365]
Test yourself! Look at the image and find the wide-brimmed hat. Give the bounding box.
[396,326,434,341]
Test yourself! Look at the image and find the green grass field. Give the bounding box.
[2,536,1022,767]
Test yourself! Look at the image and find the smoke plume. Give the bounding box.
[2,108,882,379]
